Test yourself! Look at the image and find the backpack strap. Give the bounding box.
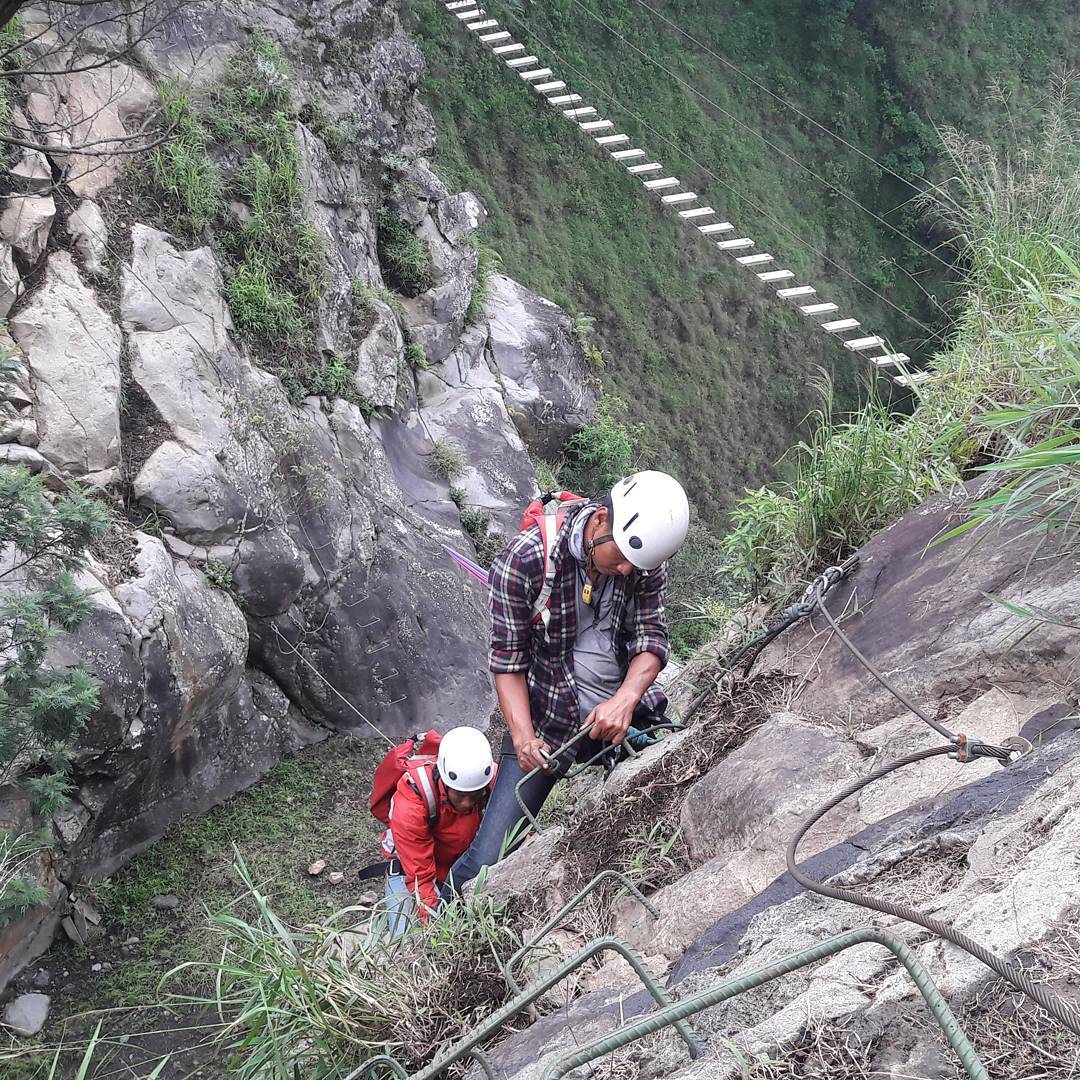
[411,762,439,824]
[530,496,579,629]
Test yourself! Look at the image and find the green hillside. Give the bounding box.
[406,0,1077,521]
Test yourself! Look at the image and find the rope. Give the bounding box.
[785,748,1080,1037]
[498,7,943,342]
[569,0,958,283]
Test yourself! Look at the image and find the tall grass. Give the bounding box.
[164,857,520,1079]
[723,76,1080,601]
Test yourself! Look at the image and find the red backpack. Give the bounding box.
[370,730,442,825]
[520,491,584,628]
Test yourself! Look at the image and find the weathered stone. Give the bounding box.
[65,200,108,279]
[10,148,52,194]
[484,274,599,457]
[354,300,403,407]
[0,244,21,316]
[10,251,121,479]
[0,195,56,267]
[435,191,486,247]
[308,860,327,877]
[149,894,180,910]
[3,992,50,1036]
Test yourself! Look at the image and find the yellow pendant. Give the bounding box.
[582,581,593,605]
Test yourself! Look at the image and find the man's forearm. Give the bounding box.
[495,672,534,742]
[615,651,663,706]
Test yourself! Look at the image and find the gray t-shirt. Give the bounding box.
[569,510,624,721]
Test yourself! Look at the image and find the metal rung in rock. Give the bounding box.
[679,207,715,219]
[595,134,629,145]
[758,269,795,282]
[801,302,839,315]
[467,20,498,29]
[548,94,582,105]
[506,56,538,67]
[534,81,567,92]
[894,371,932,386]
[737,253,773,266]
[626,162,662,173]
[519,68,553,80]
[563,107,597,119]
[493,43,525,54]
[718,238,754,250]
[698,222,734,235]
[479,30,512,42]
[662,192,697,204]
[844,336,885,351]
[777,286,815,298]
[643,177,679,190]
[580,120,614,132]
[822,318,860,333]
[870,352,911,367]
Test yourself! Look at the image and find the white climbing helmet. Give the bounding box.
[437,726,494,792]
[608,471,690,571]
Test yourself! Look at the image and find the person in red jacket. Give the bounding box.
[380,726,495,937]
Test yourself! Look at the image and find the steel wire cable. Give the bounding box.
[627,0,943,202]
[568,0,957,286]
[498,7,943,343]
[785,746,1080,1037]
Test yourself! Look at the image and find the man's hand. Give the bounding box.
[587,692,636,745]
[514,733,552,773]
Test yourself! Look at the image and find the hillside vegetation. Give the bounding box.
[408,0,1078,521]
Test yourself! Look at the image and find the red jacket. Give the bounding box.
[380,764,493,918]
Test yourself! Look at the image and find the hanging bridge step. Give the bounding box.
[870,352,911,367]
[679,206,714,219]
[479,30,512,42]
[580,119,614,132]
[801,302,839,316]
[519,68,553,80]
[822,318,860,333]
[844,335,886,352]
[643,177,679,190]
[595,134,629,145]
[534,81,567,92]
[547,93,582,105]
[662,192,698,204]
[493,43,525,54]
[894,371,931,386]
[563,107,597,118]
[457,9,484,20]
[626,161,662,173]
[445,1,474,9]
[737,253,774,266]
[467,20,499,30]
[718,238,754,250]
[699,221,734,235]
[777,286,816,298]
[611,148,645,160]
[506,56,538,67]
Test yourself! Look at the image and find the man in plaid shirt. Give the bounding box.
[445,471,690,895]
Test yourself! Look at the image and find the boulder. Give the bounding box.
[0,244,21,316]
[484,274,599,457]
[9,148,53,195]
[2,992,50,1037]
[65,200,108,279]
[434,191,487,247]
[0,195,56,267]
[10,251,121,480]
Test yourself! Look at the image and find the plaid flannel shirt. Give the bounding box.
[489,501,670,748]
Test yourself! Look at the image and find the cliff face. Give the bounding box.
[0,0,597,988]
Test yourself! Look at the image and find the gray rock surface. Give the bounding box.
[0,195,55,267]
[10,251,121,480]
[0,244,21,316]
[65,200,108,279]
[2,992,50,1036]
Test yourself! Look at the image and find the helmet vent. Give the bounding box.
[629,536,643,549]
[622,511,640,532]
[448,771,457,780]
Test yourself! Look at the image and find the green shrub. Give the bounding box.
[351,277,377,335]
[459,506,505,568]
[404,342,429,370]
[226,252,305,340]
[427,439,468,482]
[377,208,433,296]
[561,396,633,496]
[571,312,605,370]
[465,244,502,323]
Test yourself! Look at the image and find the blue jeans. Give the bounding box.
[384,873,415,939]
[442,750,558,897]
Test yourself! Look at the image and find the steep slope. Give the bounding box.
[409,0,1079,520]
